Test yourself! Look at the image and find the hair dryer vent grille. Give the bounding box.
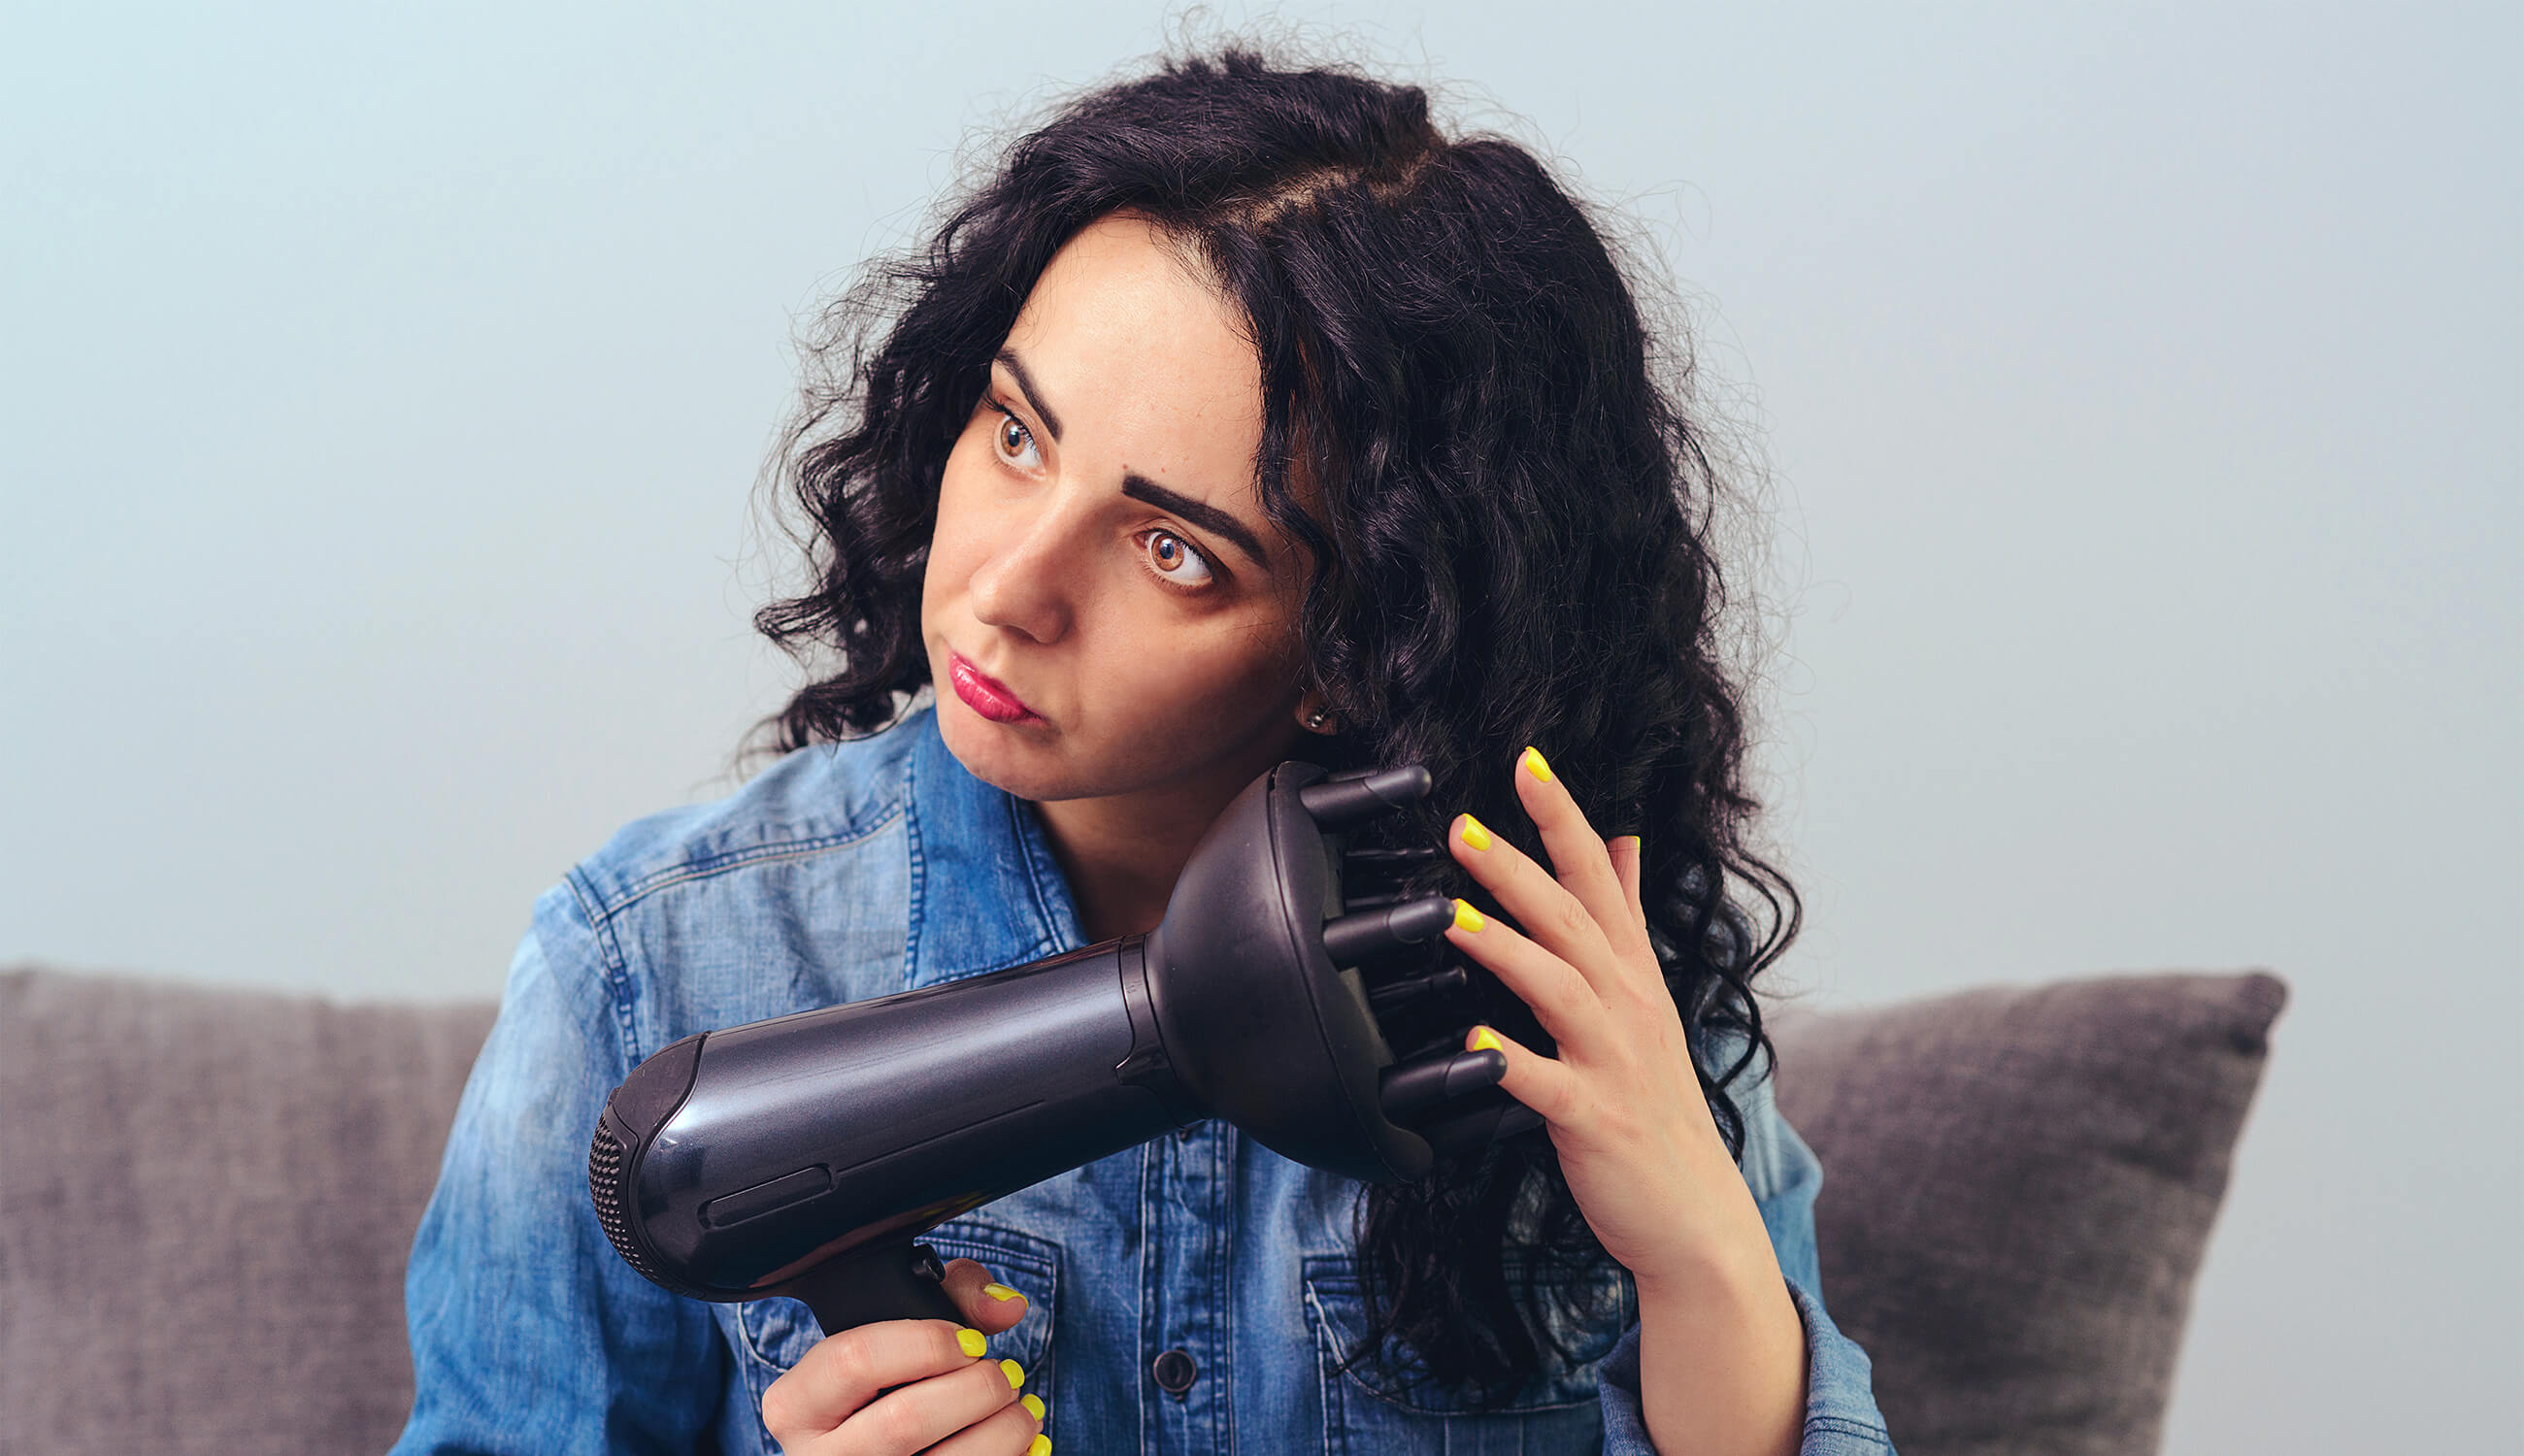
[587,1121,662,1285]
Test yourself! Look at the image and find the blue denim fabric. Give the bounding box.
[390,707,1893,1454]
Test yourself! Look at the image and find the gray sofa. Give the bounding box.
[0,963,2283,1454]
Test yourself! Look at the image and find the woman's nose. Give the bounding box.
[964,503,1082,645]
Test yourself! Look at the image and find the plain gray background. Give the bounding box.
[4,3,2514,1451]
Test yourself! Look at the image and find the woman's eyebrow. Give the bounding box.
[994,347,1062,442]
[1123,472,1268,568]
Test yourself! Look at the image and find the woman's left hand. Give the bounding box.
[1440,745,1769,1289]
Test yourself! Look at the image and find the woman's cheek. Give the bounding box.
[920,452,984,628]
[1087,621,1260,743]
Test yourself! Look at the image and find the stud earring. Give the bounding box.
[1305,709,1333,732]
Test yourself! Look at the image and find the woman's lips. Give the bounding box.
[947,651,1043,724]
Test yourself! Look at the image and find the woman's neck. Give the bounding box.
[1030,784,1224,943]
[1029,718,1316,943]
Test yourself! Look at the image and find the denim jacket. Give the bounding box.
[390,707,1893,1454]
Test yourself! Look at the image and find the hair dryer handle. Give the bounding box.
[780,1239,964,1334]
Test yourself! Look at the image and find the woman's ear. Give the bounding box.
[1295,697,1339,735]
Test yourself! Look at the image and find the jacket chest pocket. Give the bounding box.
[1301,1252,1631,1456]
[735,1220,1061,1444]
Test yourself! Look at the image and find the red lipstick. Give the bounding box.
[947,651,1043,724]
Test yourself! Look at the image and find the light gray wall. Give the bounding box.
[4,3,2513,1451]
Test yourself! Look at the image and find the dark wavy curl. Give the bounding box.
[746,45,1801,1409]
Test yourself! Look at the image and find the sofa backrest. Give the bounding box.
[0,963,2281,1454]
[1771,970,2286,1456]
[0,966,492,1453]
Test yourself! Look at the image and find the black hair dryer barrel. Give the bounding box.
[589,938,1184,1331]
[588,760,1534,1336]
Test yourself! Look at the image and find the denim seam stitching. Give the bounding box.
[563,870,642,1064]
[1007,796,1065,958]
[599,810,907,914]
[1302,1278,1345,1456]
[1137,1140,1156,1453]
[903,742,928,990]
[1299,1266,1602,1416]
[1211,1128,1234,1456]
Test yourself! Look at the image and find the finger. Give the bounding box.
[1445,898,1605,1049]
[1449,808,1613,981]
[762,1318,986,1444]
[941,1257,1032,1336]
[927,1388,1049,1456]
[1466,1022,1585,1128]
[1511,746,1641,954]
[828,1350,1031,1456]
[1611,835,1644,936]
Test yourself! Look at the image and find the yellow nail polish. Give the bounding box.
[956,1328,987,1358]
[1471,1025,1504,1052]
[1521,746,1553,783]
[1457,814,1492,851]
[1022,1393,1046,1420]
[1001,1357,1026,1389]
[1028,1436,1053,1456]
[984,1282,1025,1303]
[1452,898,1485,933]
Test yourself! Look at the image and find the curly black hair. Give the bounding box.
[746,44,1801,1408]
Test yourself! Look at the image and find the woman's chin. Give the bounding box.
[938,703,1071,800]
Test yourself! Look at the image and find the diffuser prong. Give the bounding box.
[1319,895,1457,967]
[1298,765,1434,830]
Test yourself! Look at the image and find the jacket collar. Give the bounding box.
[901,706,1085,988]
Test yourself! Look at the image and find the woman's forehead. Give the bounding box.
[996,215,1278,540]
[1003,216,1261,424]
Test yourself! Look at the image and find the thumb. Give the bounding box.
[939,1257,1031,1335]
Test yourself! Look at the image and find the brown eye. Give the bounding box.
[987,405,1041,469]
[1140,529,1214,587]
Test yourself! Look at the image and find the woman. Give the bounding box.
[392,46,1891,1456]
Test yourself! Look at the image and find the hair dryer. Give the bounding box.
[586,758,1538,1335]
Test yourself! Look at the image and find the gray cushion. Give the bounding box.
[0,966,494,1455]
[0,964,2279,1453]
[1770,971,2287,1456]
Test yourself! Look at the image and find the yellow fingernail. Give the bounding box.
[1452,898,1485,933]
[1001,1357,1026,1389]
[1457,814,1492,851]
[1022,1393,1046,1420]
[1471,1025,1504,1052]
[984,1282,1025,1303]
[1521,746,1553,783]
[1028,1436,1052,1456]
[956,1327,986,1358]
[1618,834,1641,857]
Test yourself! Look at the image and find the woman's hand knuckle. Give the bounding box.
[862,1394,924,1450]
[825,1332,880,1392]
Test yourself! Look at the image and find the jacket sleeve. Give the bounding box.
[388,882,729,1455]
[1595,1048,1896,1454]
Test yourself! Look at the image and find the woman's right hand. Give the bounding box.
[761,1258,1047,1455]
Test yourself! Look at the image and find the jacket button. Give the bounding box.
[1151,1347,1199,1395]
